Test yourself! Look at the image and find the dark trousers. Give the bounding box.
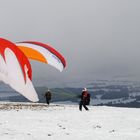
[46,99,51,105]
[79,101,89,111]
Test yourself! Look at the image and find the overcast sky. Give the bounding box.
[0,0,140,87]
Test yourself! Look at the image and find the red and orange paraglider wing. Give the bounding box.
[0,38,66,102]
[0,38,38,102]
[16,41,66,72]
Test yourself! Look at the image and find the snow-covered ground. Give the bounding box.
[0,102,140,140]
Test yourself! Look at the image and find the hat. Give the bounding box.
[82,88,87,91]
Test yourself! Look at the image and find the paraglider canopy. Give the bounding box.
[16,41,66,72]
[0,38,38,102]
[0,38,66,102]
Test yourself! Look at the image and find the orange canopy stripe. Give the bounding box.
[18,46,48,64]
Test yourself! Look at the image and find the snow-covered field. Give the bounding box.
[0,102,140,140]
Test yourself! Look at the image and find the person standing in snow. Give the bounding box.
[79,88,90,111]
[44,89,52,105]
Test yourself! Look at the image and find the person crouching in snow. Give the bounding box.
[79,88,90,111]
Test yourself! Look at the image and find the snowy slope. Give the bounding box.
[0,102,140,140]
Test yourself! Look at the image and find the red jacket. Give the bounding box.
[81,91,90,105]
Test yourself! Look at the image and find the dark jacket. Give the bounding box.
[81,91,90,105]
[44,91,52,100]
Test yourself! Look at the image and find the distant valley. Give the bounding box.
[0,80,140,108]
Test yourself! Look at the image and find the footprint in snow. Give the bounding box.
[3,133,9,135]
[93,125,102,129]
[48,134,52,136]
[57,124,66,130]
[57,124,62,128]
[109,130,115,133]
